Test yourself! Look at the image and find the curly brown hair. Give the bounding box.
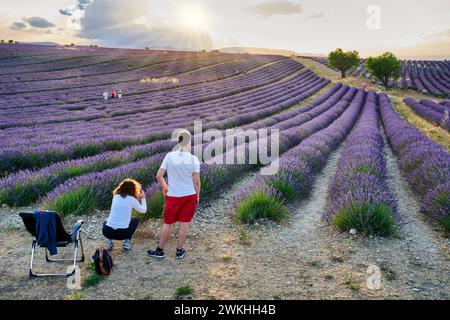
[113,178,142,199]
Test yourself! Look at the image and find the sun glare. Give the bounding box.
[180,4,208,31]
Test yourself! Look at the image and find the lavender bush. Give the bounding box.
[379,93,450,232]
[324,91,398,236]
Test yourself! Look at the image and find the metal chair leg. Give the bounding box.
[29,240,37,278]
[78,236,85,262]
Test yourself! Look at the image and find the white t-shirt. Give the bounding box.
[160,151,200,197]
[106,194,147,229]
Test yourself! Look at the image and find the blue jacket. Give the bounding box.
[34,210,57,255]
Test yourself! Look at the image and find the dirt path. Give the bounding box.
[0,141,448,300]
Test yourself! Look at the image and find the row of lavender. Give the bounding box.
[0,76,334,206]
[380,94,450,232]
[323,91,398,235]
[230,87,364,223]
[41,83,350,215]
[403,96,450,130]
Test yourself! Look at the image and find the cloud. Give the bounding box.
[10,22,27,30]
[59,9,72,16]
[23,17,55,28]
[10,17,55,32]
[59,0,92,17]
[76,0,92,10]
[309,13,324,19]
[76,0,214,50]
[247,0,302,18]
[422,28,450,42]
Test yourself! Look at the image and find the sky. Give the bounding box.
[0,0,449,58]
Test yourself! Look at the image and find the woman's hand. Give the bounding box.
[138,190,145,200]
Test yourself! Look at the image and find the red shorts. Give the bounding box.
[163,194,198,225]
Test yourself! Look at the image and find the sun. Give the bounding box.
[180,4,208,31]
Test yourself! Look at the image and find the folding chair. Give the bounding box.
[19,212,85,277]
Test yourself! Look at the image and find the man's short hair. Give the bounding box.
[177,129,192,146]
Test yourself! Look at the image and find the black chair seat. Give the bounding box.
[55,241,71,247]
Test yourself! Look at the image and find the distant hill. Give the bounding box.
[219,46,299,56]
[17,42,59,46]
[219,46,330,58]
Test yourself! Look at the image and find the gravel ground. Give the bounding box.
[0,143,449,300]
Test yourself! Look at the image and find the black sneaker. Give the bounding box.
[147,248,165,259]
[176,248,186,259]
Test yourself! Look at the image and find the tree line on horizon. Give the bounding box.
[0,40,18,44]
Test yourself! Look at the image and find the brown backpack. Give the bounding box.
[92,248,113,275]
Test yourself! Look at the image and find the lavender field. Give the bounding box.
[302,56,450,98]
[0,43,449,300]
[0,43,448,232]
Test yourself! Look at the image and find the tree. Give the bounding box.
[366,52,401,89]
[328,48,360,78]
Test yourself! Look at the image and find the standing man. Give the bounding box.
[148,130,201,259]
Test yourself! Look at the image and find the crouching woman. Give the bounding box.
[103,179,147,250]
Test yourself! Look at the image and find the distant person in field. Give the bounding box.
[118,89,123,98]
[361,81,368,91]
[103,91,109,100]
[111,89,117,99]
[148,130,201,260]
[103,179,147,250]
